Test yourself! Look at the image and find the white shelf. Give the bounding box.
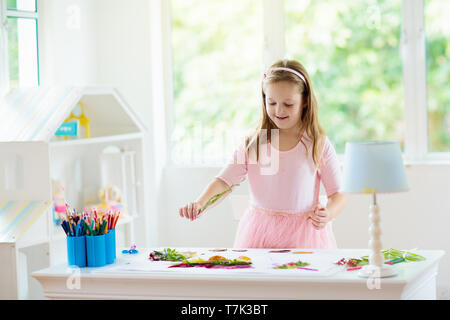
[16,237,51,250]
[49,132,143,148]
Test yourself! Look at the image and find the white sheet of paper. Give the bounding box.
[90,248,343,277]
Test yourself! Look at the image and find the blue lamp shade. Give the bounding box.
[340,141,408,194]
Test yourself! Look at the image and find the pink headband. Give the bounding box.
[263,67,308,87]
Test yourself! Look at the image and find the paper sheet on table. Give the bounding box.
[91,249,343,277]
[93,252,270,274]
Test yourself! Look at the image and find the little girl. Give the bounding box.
[179,59,347,249]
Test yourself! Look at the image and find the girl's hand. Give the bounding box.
[179,201,203,221]
[309,205,331,230]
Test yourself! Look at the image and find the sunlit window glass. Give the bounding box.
[284,0,403,153]
[7,17,39,87]
[7,0,36,12]
[425,0,450,152]
[170,0,263,165]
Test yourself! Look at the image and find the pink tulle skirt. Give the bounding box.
[233,205,337,249]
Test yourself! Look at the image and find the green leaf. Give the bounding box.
[295,261,310,267]
[199,180,244,214]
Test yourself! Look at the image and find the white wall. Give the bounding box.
[90,0,154,247]
[38,0,152,132]
[161,164,450,299]
[38,0,98,86]
[93,0,152,124]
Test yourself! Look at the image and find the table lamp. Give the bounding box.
[340,141,408,278]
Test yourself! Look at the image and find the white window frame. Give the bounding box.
[402,0,450,163]
[0,0,39,94]
[152,0,449,168]
[0,0,9,95]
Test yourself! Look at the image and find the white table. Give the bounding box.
[32,248,445,300]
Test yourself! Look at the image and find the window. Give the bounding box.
[165,0,449,165]
[1,0,39,89]
[284,0,404,154]
[170,0,263,165]
[425,0,450,152]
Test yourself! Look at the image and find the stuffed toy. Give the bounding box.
[52,179,66,224]
[86,185,128,217]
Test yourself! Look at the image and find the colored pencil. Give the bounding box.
[299,267,319,271]
[385,257,405,265]
[61,207,122,236]
[346,266,362,271]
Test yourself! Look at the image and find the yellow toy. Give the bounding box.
[64,102,91,139]
[85,185,129,218]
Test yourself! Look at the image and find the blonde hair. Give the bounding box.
[244,59,325,168]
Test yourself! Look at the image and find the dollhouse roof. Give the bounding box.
[0,86,147,142]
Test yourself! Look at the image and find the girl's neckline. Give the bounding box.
[269,139,302,153]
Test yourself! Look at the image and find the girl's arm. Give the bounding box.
[326,192,347,221]
[181,142,248,221]
[195,178,231,212]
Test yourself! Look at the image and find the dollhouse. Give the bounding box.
[0,86,147,299]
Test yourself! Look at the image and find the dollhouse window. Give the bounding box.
[2,153,24,190]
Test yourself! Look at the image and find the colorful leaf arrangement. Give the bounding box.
[169,255,252,269]
[149,248,187,261]
[273,260,311,269]
[335,248,426,268]
[148,247,426,272]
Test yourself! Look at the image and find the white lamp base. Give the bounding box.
[358,264,397,278]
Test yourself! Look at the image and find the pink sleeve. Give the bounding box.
[320,136,342,197]
[214,142,248,187]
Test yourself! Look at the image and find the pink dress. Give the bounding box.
[215,133,342,249]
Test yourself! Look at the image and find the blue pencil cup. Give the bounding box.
[86,234,106,267]
[105,229,116,264]
[66,236,86,267]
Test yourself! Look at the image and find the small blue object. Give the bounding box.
[122,244,138,254]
